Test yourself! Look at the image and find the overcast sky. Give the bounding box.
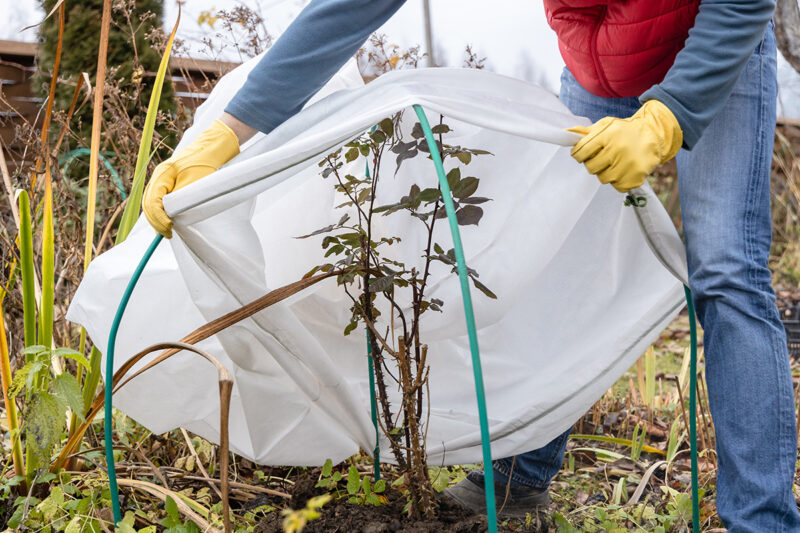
[3,0,799,116]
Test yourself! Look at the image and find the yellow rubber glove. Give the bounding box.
[567,100,683,193]
[143,119,240,238]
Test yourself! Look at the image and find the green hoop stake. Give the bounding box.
[364,149,382,482]
[413,104,498,532]
[106,233,163,524]
[685,285,700,533]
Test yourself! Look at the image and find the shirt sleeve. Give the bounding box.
[225,0,407,134]
[640,0,776,149]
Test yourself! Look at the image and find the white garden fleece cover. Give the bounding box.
[68,56,689,466]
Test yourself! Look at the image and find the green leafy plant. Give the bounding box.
[315,459,387,506]
[303,112,493,518]
[8,345,89,473]
[161,496,201,533]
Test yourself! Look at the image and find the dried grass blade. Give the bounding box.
[181,427,223,499]
[83,0,112,272]
[52,74,87,155]
[0,304,24,477]
[626,460,666,506]
[30,2,64,192]
[115,478,220,533]
[0,146,20,229]
[569,434,665,456]
[70,0,112,461]
[18,0,65,32]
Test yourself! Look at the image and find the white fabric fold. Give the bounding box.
[68,60,687,466]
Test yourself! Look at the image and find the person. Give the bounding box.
[142,1,800,530]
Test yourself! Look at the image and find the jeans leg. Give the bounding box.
[677,27,800,533]
[491,68,644,489]
[493,428,571,489]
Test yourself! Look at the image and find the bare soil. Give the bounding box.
[254,471,543,533]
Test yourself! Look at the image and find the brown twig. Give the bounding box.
[180,428,223,500]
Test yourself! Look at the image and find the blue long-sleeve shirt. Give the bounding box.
[225,0,775,149]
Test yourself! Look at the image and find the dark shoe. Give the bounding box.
[442,471,550,519]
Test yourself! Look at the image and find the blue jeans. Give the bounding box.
[494,24,800,532]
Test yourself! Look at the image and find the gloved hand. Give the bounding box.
[143,119,240,238]
[567,100,682,193]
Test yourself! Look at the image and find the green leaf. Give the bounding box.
[433,243,444,255]
[53,373,85,421]
[345,147,360,163]
[368,275,394,293]
[164,496,181,526]
[390,140,416,154]
[343,320,359,336]
[429,466,451,492]
[373,479,386,493]
[36,486,64,521]
[357,188,371,204]
[26,392,62,470]
[22,345,48,356]
[321,458,333,477]
[418,188,441,203]
[346,466,360,495]
[361,476,371,496]
[411,122,424,139]
[394,148,418,174]
[52,348,91,370]
[120,512,136,528]
[455,205,483,226]
[453,177,479,199]
[460,196,491,205]
[431,124,451,134]
[7,505,24,529]
[8,361,36,398]
[455,151,472,165]
[370,130,387,144]
[378,118,394,137]
[64,516,84,533]
[553,512,581,533]
[446,168,460,190]
[296,224,337,239]
[471,277,498,300]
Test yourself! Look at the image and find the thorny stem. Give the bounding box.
[327,118,442,516]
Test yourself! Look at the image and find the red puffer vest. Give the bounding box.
[544,0,701,98]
